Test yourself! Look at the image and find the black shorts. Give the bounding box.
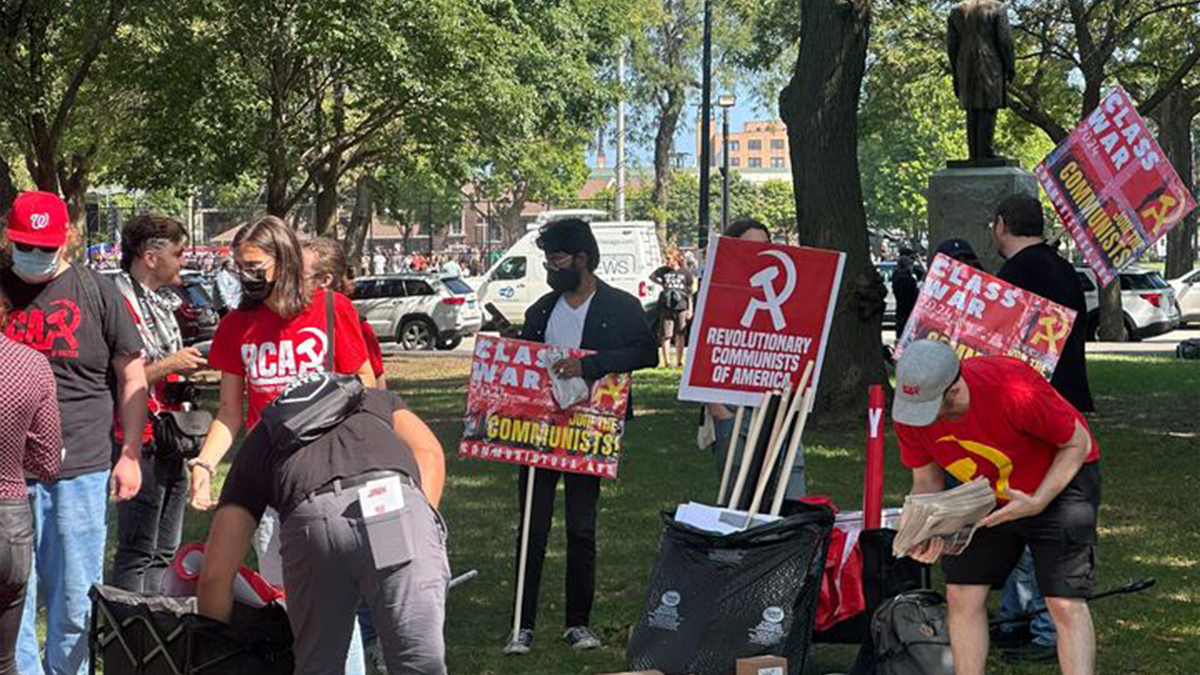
[942,462,1101,599]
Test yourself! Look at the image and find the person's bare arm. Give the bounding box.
[189,373,244,510]
[981,419,1091,528]
[356,361,376,388]
[197,506,257,622]
[145,347,208,385]
[906,462,949,563]
[375,373,388,390]
[393,409,445,509]
[112,354,148,500]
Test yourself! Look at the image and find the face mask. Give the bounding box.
[11,247,60,283]
[238,268,274,304]
[547,265,581,293]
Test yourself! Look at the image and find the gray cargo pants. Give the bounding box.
[280,481,450,675]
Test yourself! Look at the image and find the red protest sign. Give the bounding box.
[1035,86,1196,287]
[895,254,1077,378]
[459,336,631,479]
[679,236,845,407]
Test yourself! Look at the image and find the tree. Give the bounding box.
[113,0,629,236]
[629,0,702,249]
[0,0,140,222]
[375,159,463,254]
[777,0,886,420]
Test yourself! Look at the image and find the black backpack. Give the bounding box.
[869,590,954,675]
[659,288,689,313]
[1176,338,1200,360]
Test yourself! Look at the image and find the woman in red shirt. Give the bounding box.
[302,237,387,389]
[188,216,374,511]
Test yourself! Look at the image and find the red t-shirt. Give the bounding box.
[208,289,367,429]
[360,319,385,378]
[896,357,1099,500]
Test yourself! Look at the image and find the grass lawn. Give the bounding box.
[152,352,1197,674]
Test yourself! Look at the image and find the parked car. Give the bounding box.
[170,277,220,345]
[353,273,483,350]
[1167,268,1200,324]
[98,269,218,346]
[1075,265,1181,341]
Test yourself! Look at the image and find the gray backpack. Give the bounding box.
[870,590,954,675]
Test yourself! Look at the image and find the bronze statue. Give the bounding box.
[947,0,1016,164]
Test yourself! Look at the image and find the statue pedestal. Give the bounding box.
[927,166,1039,273]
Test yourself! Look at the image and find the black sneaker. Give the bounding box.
[1002,641,1058,663]
[563,626,602,650]
[503,629,533,655]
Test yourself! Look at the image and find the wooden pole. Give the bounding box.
[748,360,816,516]
[511,467,537,642]
[716,406,745,504]
[727,392,772,509]
[770,384,817,516]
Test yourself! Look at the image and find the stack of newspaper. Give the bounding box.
[892,478,996,558]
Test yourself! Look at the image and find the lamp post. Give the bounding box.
[717,94,735,232]
[697,0,713,250]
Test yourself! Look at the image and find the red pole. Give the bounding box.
[863,385,885,530]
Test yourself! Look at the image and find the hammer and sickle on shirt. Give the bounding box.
[937,434,1015,498]
[1030,314,1071,355]
[740,250,797,331]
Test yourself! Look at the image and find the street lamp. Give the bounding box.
[717,94,736,232]
[697,0,713,250]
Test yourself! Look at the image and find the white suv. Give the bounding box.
[1074,265,1181,341]
[1167,269,1200,324]
[353,274,482,350]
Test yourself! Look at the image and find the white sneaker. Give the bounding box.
[503,629,534,655]
[563,626,601,650]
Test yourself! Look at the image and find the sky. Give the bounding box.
[588,80,779,170]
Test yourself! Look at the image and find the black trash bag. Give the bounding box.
[89,584,293,675]
[625,502,834,675]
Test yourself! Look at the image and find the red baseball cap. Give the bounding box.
[6,191,69,248]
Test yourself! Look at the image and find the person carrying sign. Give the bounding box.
[893,340,1101,675]
[503,218,657,655]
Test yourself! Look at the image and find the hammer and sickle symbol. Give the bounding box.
[740,250,797,331]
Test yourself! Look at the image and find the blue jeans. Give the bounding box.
[998,547,1057,646]
[18,471,110,675]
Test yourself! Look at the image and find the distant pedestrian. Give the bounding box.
[892,247,920,339]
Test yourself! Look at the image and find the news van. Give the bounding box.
[473,210,665,324]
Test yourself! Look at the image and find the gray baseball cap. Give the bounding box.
[893,340,961,426]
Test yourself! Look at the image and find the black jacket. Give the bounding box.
[520,278,659,418]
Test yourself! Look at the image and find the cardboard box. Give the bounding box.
[736,655,787,675]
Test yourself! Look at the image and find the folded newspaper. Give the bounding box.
[893,478,996,558]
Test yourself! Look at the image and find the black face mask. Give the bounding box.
[547,266,581,293]
[238,268,275,305]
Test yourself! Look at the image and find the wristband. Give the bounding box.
[187,458,215,475]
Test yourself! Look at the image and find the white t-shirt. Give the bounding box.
[544,292,595,349]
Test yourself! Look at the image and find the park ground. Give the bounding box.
[153,350,1198,674]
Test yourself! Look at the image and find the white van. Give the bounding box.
[473,213,665,324]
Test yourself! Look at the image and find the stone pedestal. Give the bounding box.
[927,166,1039,273]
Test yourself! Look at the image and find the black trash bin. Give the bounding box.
[626,502,834,675]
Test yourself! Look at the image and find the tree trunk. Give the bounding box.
[1155,91,1197,280]
[780,0,884,423]
[313,160,340,236]
[266,144,291,218]
[0,155,17,215]
[500,201,525,246]
[346,174,375,276]
[653,85,685,250]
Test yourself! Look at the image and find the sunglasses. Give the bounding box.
[14,243,59,254]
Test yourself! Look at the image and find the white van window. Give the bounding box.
[494,256,527,280]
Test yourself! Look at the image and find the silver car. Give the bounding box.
[353,274,482,350]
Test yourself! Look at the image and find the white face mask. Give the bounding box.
[11,246,61,283]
